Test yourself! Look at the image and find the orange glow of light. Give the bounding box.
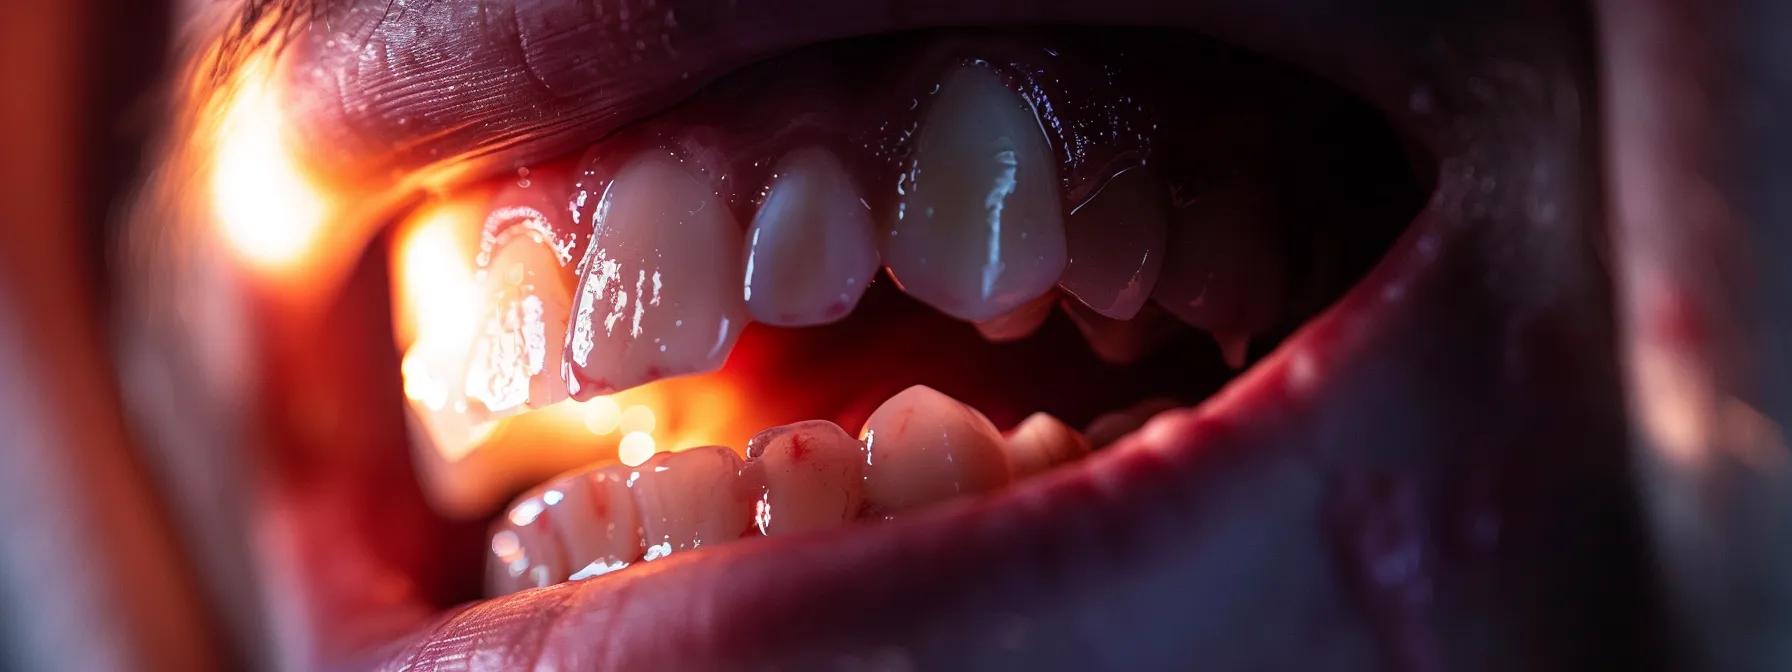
[391,204,772,515]
[207,53,333,273]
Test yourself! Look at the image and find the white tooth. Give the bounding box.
[743,420,868,536]
[485,491,571,596]
[1003,413,1090,477]
[1084,397,1183,448]
[973,290,1057,342]
[743,148,881,326]
[463,231,574,415]
[629,446,756,558]
[859,385,1012,515]
[564,153,748,398]
[886,63,1067,322]
[1150,182,1287,369]
[1060,299,1185,365]
[1060,168,1168,320]
[547,466,644,581]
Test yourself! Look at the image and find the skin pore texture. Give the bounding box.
[2,0,1788,670]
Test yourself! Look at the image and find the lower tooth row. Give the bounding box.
[485,385,1089,596]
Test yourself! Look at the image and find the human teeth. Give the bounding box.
[463,229,574,415]
[1003,413,1090,477]
[485,490,572,596]
[886,63,1067,322]
[743,420,868,536]
[1150,183,1287,369]
[743,148,881,326]
[629,446,757,559]
[973,291,1057,342]
[860,385,1013,515]
[564,153,749,398]
[549,466,644,581]
[1084,397,1183,448]
[1059,168,1169,320]
[1060,299,1186,365]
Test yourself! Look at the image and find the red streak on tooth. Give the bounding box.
[787,435,810,462]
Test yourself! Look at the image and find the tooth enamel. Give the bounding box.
[743,148,881,326]
[1084,397,1183,448]
[629,446,756,558]
[1060,168,1169,320]
[1060,299,1185,365]
[564,153,748,398]
[547,466,644,581]
[1150,182,1287,368]
[485,491,571,596]
[886,63,1068,322]
[463,230,574,415]
[1003,412,1090,477]
[973,290,1057,342]
[859,385,1013,515]
[743,420,868,536]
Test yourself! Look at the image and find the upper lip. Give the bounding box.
[261,2,1638,668]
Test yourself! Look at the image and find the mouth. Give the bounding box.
[161,2,1650,669]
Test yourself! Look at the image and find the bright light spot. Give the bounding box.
[620,405,656,434]
[619,431,657,467]
[542,489,563,506]
[582,397,622,435]
[209,53,330,271]
[393,201,484,348]
[508,498,545,527]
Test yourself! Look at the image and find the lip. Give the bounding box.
[223,2,1654,669]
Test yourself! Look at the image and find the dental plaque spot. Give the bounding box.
[374,30,1422,595]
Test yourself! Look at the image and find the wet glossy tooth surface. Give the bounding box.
[486,491,571,596]
[1061,299,1185,365]
[463,230,574,415]
[974,291,1058,342]
[744,420,868,536]
[1150,183,1288,368]
[629,446,756,559]
[1060,168,1169,320]
[886,63,1067,322]
[860,385,1013,515]
[1003,412,1091,477]
[743,148,881,326]
[565,153,748,398]
[553,466,644,580]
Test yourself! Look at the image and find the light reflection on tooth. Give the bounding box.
[564,152,748,398]
[860,385,1012,515]
[463,230,573,415]
[886,63,1067,322]
[1003,412,1090,477]
[1060,168,1169,320]
[743,147,881,326]
[629,446,757,557]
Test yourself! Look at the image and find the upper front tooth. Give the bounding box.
[1059,168,1169,320]
[886,63,1068,323]
[463,227,574,415]
[743,147,881,326]
[564,152,749,398]
[859,385,1013,515]
[1150,182,1288,369]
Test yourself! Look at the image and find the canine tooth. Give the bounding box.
[974,291,1057,342]
[629,446,756,558]
[860,385,1012,515]
[485,491,571,595]
[1060,168,1169,320]
[1084,397,1183,448]
[743,148,881,326]
[886,63,1067,322]
[463,231,574,415]
[564,153,748,398]
[1061,300,1185,365]
[1004,413,1091,477]
[1150,182,1287,368]
[743,420,868,536]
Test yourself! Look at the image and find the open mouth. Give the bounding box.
[164,2,1649,669]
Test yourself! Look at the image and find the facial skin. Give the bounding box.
[2,0,1790,670]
